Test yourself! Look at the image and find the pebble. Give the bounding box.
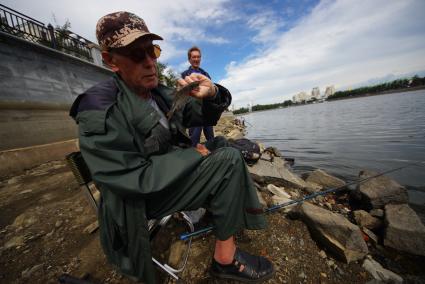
[4,235,25,249]
[326,259,336,268]
[46,230,55,238]
[319,250,327,258]
[55,220,63,228]
[324,202,333,211]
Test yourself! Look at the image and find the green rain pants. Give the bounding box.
[145,137,266,240]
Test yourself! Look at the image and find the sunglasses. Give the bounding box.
[111,44,161,62]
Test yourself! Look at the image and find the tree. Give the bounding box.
[157,62,179,88]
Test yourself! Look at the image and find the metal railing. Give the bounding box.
[0,4,93,62]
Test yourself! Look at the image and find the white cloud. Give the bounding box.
[220,0,425,107]
[1,0,232,61]
[247,10,286,44]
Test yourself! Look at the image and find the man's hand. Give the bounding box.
[195,143,210,156]
[178,73,217,99]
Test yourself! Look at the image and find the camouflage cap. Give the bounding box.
[96,11,162,49]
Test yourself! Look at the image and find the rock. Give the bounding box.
[83,221,99,234]
[7,176,20,185]
[362,258,403,283]
[3,235,25,250]
[370,209,384,218]
[326,259,336,268]
[318,250,327,258]
[12,213,37,228]
[248,158,307,189]
[305,169,345,189]
[324,202,333,211]
[289,191,300,199]
[299,202,368,263]
[357,170,408,209]
[55,220,63,228]
[384,204,425,256]
[353,210,383,230]
[261,151,273,162]
[226,129,244,140]
[271,195,295,213]
[21,264,43,278]
[304,181,323,193]
[266,184,291,198]
[267,181,295,211]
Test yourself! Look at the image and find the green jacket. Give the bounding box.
[70,75,231,283]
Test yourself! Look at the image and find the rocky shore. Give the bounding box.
[1,113,424,283]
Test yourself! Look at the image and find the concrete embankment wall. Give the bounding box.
[0,31,112,177]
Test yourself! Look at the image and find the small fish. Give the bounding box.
[167,81,200,120]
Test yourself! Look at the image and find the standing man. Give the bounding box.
[70,11,274,284]
[181,46,215,146]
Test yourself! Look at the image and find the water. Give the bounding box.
[243,89,425,206]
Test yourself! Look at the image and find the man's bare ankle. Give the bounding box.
[214,256,233,265]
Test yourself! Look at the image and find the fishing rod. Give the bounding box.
[180,165,411,241]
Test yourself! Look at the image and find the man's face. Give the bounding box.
[109,37,159,92]
[189,50,201,69]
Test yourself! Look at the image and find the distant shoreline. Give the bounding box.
[236,85,425,116]
[327,85,425,101]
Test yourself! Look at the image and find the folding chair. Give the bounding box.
[65,151,194,281]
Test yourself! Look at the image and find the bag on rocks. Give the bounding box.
[228,138,261,165]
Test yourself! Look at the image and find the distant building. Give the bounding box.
[292,91,309,103]
[311,87,320,99]
[324,85,335,98]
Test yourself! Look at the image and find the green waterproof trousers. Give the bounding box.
[145,137,267,240]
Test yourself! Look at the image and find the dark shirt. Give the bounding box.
[181,66,211,80]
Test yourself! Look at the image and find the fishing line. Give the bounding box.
[180,164,414,241]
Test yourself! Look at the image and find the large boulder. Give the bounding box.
[362,258,403,283]
[357,170,408,209]
[248,157,307,189]
[299,202,368,263]
[226,129,244,140]
[353,210,383,230]
[384,204,425,256]
[305,169,345,189]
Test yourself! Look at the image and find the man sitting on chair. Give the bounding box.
[70,11,274,284]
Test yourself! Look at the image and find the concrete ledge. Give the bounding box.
[0,139,79,178]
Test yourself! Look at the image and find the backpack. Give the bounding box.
[228,138,261,166]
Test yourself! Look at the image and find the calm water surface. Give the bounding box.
[244,90,425,205]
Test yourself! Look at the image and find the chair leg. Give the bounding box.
[164,212,195,273]
[152,257,179,280]
[82,184,98,214]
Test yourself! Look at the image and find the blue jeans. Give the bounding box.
[189,126,214,146]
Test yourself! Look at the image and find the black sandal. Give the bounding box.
[210,248,275,283]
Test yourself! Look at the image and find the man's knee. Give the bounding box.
[214,146,244,165]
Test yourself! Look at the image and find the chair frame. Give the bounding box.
[66,151,194,281]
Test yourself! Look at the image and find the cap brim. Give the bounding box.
[109,31,163,48]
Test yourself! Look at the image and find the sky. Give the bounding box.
[2,0,425,108]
